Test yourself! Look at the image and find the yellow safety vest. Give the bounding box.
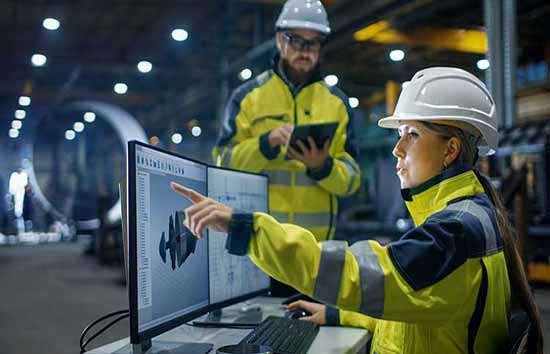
[213,65,360,241]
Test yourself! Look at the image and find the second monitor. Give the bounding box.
[207,166,270,306]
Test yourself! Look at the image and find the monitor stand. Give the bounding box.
[192,307,263,327]
[114,339,212,354]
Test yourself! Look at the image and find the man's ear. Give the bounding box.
[275,32,283,52]
[444,137,461,166]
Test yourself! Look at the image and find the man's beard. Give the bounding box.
[281,57,314,86]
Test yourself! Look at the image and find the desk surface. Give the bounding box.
[89,297,370,354]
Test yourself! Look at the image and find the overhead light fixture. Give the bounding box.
[171,133,183,144]
[239,68,252,81]
[191,126,202,137]
[11,120,22,130]
[324,74,338,87]
[477,59,490,70]
[15,109,26,119]
[349,97,359,108]
[149,136,160,145]
[31,54,47,67]
[389,49,405,62]
[73,122,85,132]
[114,83,128,94]
[137,61,153,73]
[172,29,189,42]
[65,130,76,141]
[18,96,31,106]
[83,112,96,123]
[43,18,60,31]
[9,129,19,139]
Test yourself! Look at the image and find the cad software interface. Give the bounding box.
[134,145,209,332]
[207,167,270,304]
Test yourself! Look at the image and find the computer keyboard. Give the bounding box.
[239,316,319,354]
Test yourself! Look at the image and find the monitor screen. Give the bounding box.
[131,143,209,335]
[207,167,270,305]
[127,141,271,345]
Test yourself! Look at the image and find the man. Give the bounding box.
[213,0,361,244]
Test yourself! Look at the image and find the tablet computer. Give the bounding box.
[286,122,338,158]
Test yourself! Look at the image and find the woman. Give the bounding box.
[171,67,543,354]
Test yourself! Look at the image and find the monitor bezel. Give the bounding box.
[127,140,270,345]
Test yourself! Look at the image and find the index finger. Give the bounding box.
[170,182,205,203]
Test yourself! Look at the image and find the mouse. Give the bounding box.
[285,309,310,319]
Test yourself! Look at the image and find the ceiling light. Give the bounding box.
[114,83,128,94]
[11,120,22,130]
[74,122,85,132]
[9,129,19,139]
[149,136,159,145]
[389,49,405,62]
[18,96,31,106]
[171,133,183,144]
[239,68,252,81]
[83,112,96,123]
[191,126,202,137]
[137,61,153,73]
[43,18,60,31]
[349,97,359,108]
[15,110,26,119]
[324,74,338,86]
[172,29,189,42]
[477,59,490,70]
[31,54,47,67]
[65,130,76,140]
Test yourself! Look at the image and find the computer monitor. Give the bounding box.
[207,166,270,306]
[128,141,212,354]
[126,141,270,353]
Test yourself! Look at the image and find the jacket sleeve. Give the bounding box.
[212,88,280,172]
[227,211,481,325]
[307,89,361,197]
[339,310,378,331]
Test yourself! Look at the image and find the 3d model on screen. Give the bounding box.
[159,211,197,270]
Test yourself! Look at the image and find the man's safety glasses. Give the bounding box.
[282,32,324,52]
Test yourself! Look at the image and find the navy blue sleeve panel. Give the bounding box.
[217,88,246,147]
[216,71,273,147]
[225,212,254,256]
[327,86,359,159]
[325,305,340,326]
[388,210,468,291]
[306,156,334,180]
[259,131,281,160]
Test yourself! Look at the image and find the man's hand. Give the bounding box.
[170,182,233,238]
[287,137,331,170]
[287,300,327,325]
[268,124,293,148]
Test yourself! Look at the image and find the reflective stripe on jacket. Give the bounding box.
[227,166,511,354]
[213,65,360,241]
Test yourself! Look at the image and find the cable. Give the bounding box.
[79,309,129,353]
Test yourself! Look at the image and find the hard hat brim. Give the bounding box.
[378,113,498,156]
[276,20,330,35]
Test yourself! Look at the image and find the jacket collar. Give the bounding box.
[271,54,323,94]
[401,165,485,226]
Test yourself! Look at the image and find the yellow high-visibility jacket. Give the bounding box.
[213,63,360,241]
[225,166,511,354]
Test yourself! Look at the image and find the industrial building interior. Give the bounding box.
[1,0,549,353]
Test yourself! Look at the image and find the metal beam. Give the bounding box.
[354,21,488,54]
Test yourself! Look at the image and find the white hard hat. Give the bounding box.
[379,67,498,156]
[275,0,331,35]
